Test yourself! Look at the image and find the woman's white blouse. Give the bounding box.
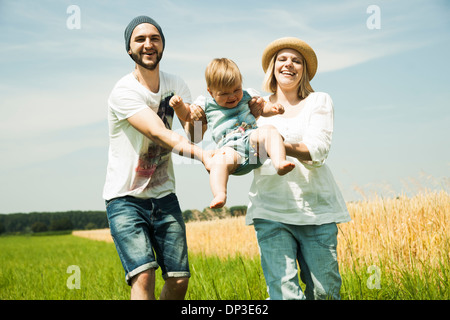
[246,92,351,226]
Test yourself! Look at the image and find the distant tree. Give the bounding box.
[0,211,108,233]
[182,210,194,222]
[84,222,97,230]
[49,218,73,231]
[230,206,247,217]
[31,222,48,233]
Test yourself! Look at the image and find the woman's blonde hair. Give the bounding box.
[262,51,314,99]
[205,58,242,91]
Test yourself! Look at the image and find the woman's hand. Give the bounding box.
[264,103,285,116]
[249,96,265,119]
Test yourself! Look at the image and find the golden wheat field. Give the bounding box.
[72,216,259,256]
[73,190,449,272]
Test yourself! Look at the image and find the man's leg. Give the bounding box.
[106,197,160,299]
[160,277,189,300]
[130,271,188,300]
[130,269,156,300]
[151,194,192,300]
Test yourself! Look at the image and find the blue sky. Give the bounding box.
[0,0,449,213]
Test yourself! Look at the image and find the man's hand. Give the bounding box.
[190,104,207,124]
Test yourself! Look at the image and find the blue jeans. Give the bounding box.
[106,193,190,285]
[253,219,342,300]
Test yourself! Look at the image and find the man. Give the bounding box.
[103,16,211,300]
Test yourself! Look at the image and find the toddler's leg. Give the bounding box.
[250,125,295,175]
[209,147,241,209]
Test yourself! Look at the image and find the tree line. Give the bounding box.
[0,206,248,235]
[0,211,108,234]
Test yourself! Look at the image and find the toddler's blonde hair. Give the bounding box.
[205,58,242,91]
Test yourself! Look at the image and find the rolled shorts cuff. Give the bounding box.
[163,271,191,280]
[125,262,159,285]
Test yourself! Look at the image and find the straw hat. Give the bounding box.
[262,37,318,80]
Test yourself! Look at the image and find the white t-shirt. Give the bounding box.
[246,92,351,226]
[103,71,191,201]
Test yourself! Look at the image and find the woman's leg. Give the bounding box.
[296,223,342,300]
[253,219,305,300]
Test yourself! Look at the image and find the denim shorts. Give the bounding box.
[105,193,190,285]
[221,130,263,176]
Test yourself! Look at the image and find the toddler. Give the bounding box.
[170,58,294,208]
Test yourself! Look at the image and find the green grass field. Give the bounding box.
[0,235,267,300]
[0,234,448,300]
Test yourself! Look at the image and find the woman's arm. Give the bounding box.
[284,142,312,162]
[294,93,334,167]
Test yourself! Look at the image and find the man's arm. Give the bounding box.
[170,95,208,144]
[185,104,208,144]
[127,108,211,167]
[183,118,208,144]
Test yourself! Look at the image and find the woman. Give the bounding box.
[246,37,351,300]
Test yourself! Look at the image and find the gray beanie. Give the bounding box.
[124,16,165,52]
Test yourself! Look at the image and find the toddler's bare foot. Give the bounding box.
[210,192,226,209]
[276,160,295,175]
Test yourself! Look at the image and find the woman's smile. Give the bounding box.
[275,49,304,88]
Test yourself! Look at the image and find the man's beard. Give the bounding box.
[130,50,163,71]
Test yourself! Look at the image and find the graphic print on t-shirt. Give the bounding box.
[131,92,175,192]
